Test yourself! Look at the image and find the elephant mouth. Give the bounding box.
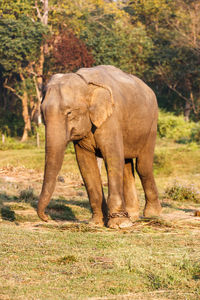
[70,128,90,141]
[70,132,83,140]
[69,128,80,139]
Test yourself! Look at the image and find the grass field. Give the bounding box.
[0,138,200,299]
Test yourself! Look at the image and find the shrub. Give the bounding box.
[158,110,195,140]
[0,136,34,150]
[190,123,200,144]
[164,181,200,203]
[0,125,46,150]
[35,124,45,143]
[154,150,173,175]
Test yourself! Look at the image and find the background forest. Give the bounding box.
[0,0,200,142]
[0,2,200,299]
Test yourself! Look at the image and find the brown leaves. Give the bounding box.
[51,30,94,73]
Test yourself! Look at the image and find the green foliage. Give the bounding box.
[190,123,200,144]
[0,102,24,136]
[158,110,198,141]
[154,149,173,175]
[164,181,200,203]
[125,0,200,118]
[33,124,45,143]
[0,136,35,150]
[0,0,35,20]
[0,16,47,74]
[1,0,200,140]
[80,7,153,76]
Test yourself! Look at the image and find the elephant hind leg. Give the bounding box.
[136,132,162,218]
[136,155,161,217]
[123,159,139,221]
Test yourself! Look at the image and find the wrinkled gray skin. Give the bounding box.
[38,65,162,229]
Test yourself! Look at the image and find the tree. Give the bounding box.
[49,29,94,74]
[77,4,153,77]
[124,0,200,120]
[153,0,200,120]
[34,0,49,125]
[1,0,199,139]
[0,16,47,140]
[0,0,35,19]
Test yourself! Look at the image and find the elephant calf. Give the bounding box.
[38,65,162,229]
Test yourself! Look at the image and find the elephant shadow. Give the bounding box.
[44,198,91,222]
[162,201,195,214]
[0,193,16,222]
[41,200,77,221]
[0,191,91,223]
[31,197,89,222]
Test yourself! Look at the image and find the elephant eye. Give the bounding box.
[66,111,72,117]
[65,108,79,120]
[66,110,77,121]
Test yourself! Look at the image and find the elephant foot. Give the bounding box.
[126,210,139,222]
[88,215,105,227]
[37,210,48,222]
[107,212,133,229]
[143,202,162,218]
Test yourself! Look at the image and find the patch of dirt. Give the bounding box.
[0,166,200,232]
[13,209,36,216]
[0,165,83,197]
[162,211,200,225]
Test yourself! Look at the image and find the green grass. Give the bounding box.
[0,139,200,299]
[0,147,78,174]
[1,138,200,176]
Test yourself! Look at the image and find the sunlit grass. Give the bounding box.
[0,223,199,299]
[0,139,200,299]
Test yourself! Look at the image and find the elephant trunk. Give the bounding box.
[37,119,68,221]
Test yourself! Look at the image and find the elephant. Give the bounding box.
[37,65,162,229]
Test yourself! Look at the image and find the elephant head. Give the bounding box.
[37,71,114,221]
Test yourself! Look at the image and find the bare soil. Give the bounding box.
[0,165,199,231]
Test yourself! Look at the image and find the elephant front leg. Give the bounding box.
[74,143,107,226]
[124,159,139,222]
[103,151,133,229]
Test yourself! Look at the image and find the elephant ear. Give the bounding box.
[88,83,114,128]
[76,71,114,128]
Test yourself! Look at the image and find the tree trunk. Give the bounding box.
[34,67,43,126]
[35,0,49,126]
[19,73,31,142]
[21,89,31,142]
[184,101,191,122]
